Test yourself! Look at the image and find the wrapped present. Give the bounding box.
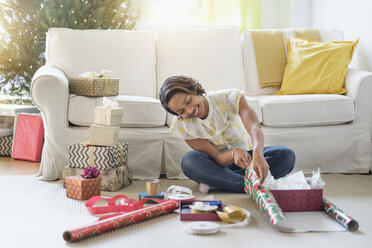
[62,164,132,192]
[68,142,128,170]
[89,124,119,146]
[69,70,119,97]
[66,174,101,200]
[0,135,13,156]
[12,114,44,162]
[95,107,123,126]
[95,97,124,126]
[0,116,14,129]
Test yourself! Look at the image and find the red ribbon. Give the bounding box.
[85,194,169,220]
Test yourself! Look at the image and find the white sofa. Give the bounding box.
[31,26,372,181]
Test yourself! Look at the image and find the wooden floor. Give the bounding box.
[0,156,40,175]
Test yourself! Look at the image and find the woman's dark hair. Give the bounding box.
[159,76,206,116]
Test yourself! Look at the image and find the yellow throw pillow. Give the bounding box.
[275,37,359,95]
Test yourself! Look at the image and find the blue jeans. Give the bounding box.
[181,146,295,193]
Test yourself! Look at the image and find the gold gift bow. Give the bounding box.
[190,205,247,224]
[80,141,124,168]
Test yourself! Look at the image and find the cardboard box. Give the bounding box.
[180,201,222,221]
[270,188,323,212]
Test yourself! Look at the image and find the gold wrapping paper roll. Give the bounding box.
[146,179,161,195]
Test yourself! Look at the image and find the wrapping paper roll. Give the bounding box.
[63,199,179,242]
[244,168,288,226]
[322,198,359,231]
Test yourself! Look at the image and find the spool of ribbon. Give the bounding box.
[184,206,251,235]
[166,185,195,202]
[146,179,161,196]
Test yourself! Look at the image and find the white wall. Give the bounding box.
[310,0,372,71]
[261,0,311,29]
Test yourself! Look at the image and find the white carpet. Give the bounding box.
[0,174,371,248]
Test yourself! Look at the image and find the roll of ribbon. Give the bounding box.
[146,179,161,196]
[166,185,195,202]
[184,207,251,235]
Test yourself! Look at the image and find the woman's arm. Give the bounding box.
[238,96,269,183]
[185,138,249,167]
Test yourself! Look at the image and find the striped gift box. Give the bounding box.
[68,142,128,170]
[0,136,12,156]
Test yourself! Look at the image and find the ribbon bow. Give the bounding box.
[79,69,114,79]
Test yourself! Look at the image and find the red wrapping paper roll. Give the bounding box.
[63,199,179,242]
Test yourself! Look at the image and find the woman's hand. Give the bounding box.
[233,148,251,169]
[251,151,269,184]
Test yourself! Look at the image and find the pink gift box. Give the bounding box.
[12,114,44,162]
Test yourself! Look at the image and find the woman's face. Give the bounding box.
[168,92,208,119]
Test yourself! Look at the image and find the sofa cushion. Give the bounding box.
[68,95,166,127]
[156,26,246,93]
[255,94,354,127]
[46,28,157,98]
[276,38,358,95]
[242,29,344,96]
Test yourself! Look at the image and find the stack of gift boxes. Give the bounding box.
[64,71,132,200]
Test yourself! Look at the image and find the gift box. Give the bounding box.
[68,142,128,170]
[180,201,223,221]
[66,175,101,200]
[270,188,323,212]
[0,133,13,156]
[69,77,119,96]
[89,124,119,146]
[62,164,132,192]
[95,106,123,126]
[0,116,14,129]
[12,114,44,162]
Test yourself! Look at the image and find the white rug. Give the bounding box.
[0,174,371,248]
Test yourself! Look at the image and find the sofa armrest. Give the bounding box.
[31,64,69,127]
[345,68,372,137]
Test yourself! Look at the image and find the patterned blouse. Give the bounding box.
[170,89,253,152]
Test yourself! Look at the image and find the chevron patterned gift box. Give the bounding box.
[0,135,12,156]
[68,142,128,170]
[66,175,101,200]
